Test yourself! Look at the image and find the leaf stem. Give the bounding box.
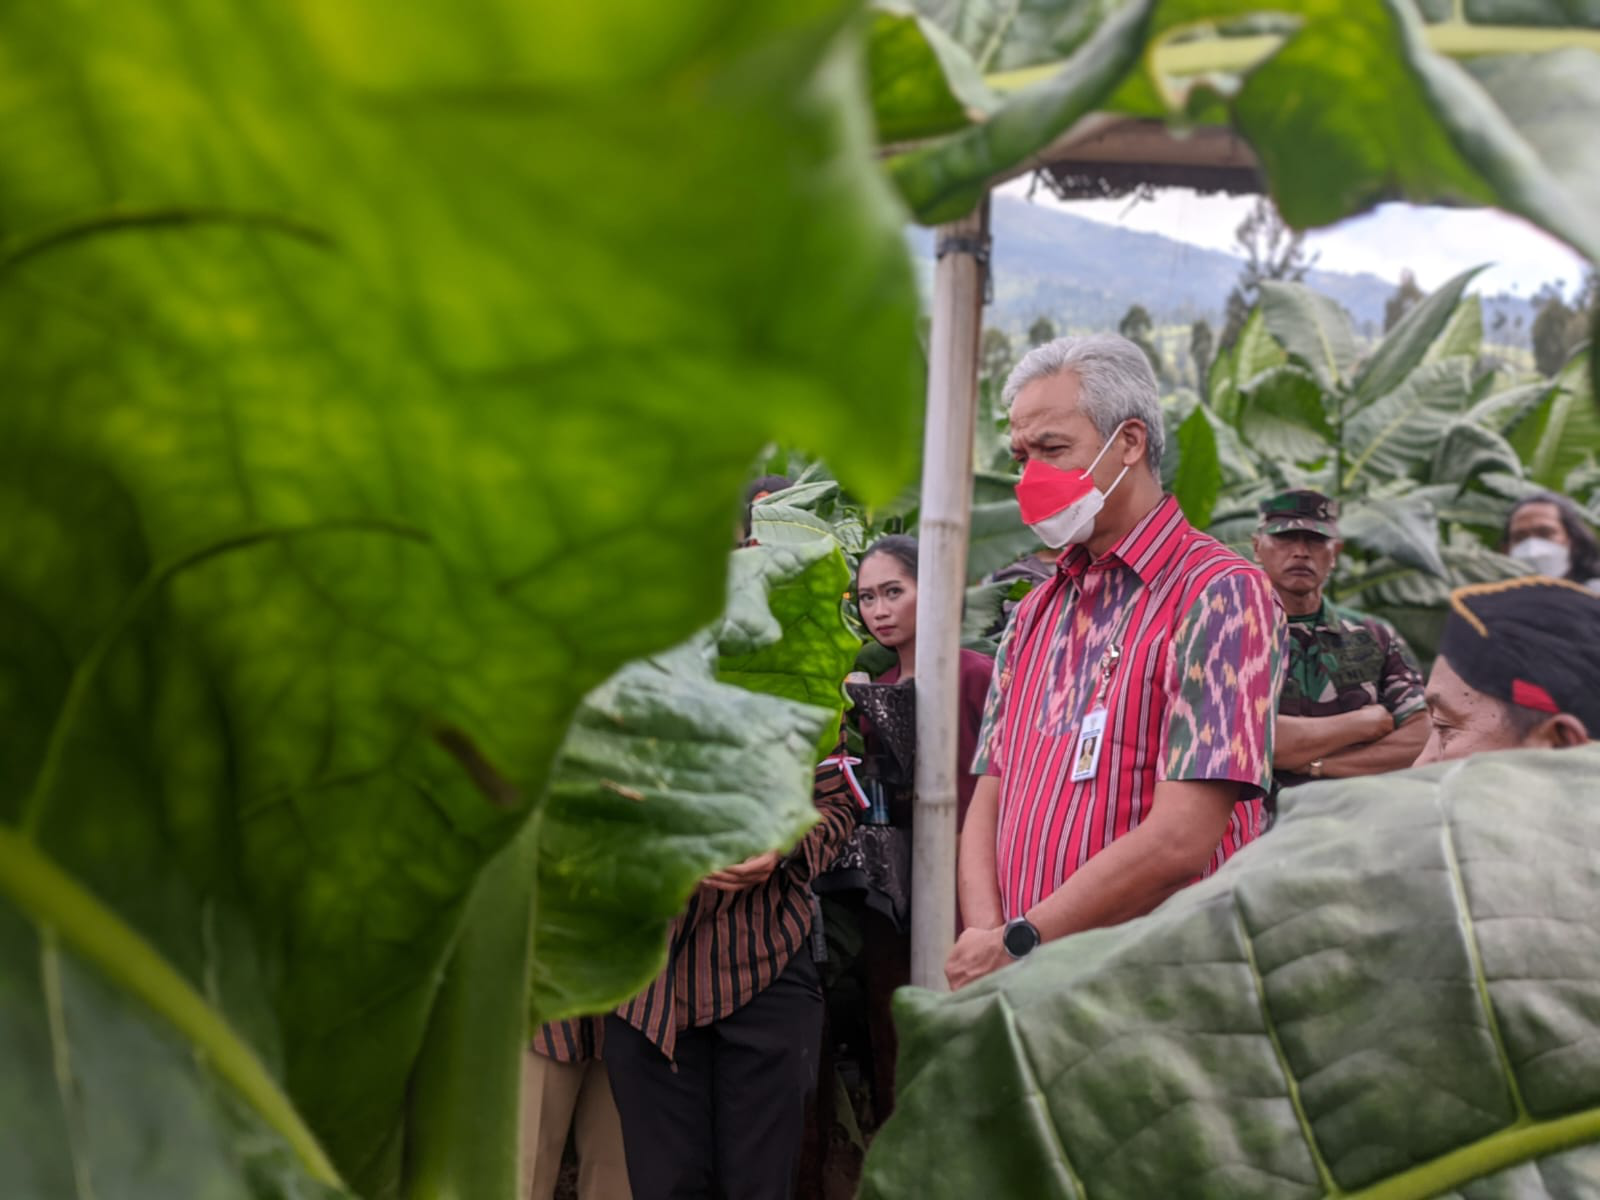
[1232,903,1338,1195]
[0,826,343,1187]
[1348,1108,1600,1200]
[982,24,1600,94]
[402,812,539,1200]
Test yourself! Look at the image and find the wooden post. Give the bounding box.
[910,195,987,991]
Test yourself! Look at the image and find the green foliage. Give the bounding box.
[1353,268,1484,407]
[1237,366,1335,464]
[864,745,1600,1198]
[718,543,866,753]
[1118,302,1166,379]
[533,542,857,1022]
[869,4,998,142]
[1170,406,1221,529]
[873,4,1600,253]
[869,1,1600,397]
[1189,318,1215,391]
[1258,281,1359,392]
[0,3,919,1198]
[981,326,1017,388]
[967,499,1042,580]
[1511,348,1600,491]
[1167,270,1586,657]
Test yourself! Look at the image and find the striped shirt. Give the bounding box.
[614,752,856,1059]
[974,495,1284,920]
[531,1016,601,1064]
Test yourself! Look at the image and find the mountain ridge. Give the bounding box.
[909,194,1538,343]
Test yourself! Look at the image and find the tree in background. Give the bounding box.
[980,326,1015,390]
[1384,269,1426,332]
[1118,303,1166,379]
[1189,318,1214,391]
[1027,315,1057,347]
[1531,278,1592,376]
[1219,197,1317,349]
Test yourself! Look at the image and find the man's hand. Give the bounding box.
[1276,705,1394,770]
[1321,709,1429,779]
[1361,704,1395,742]
[944,925,1011,990]
[702,850,782,892]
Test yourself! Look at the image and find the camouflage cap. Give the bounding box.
[1258,489,1340,538]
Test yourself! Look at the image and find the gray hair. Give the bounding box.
[1000,334,1165,469]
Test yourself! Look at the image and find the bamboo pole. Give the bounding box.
[910,195,987,991]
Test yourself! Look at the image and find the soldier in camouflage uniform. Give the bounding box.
[1253,490,1428,788]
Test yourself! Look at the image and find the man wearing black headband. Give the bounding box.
[1415,576,1600,765]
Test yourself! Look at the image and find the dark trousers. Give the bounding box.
[605,950,824,1200]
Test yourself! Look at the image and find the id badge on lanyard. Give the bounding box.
[1071,639,1122,782]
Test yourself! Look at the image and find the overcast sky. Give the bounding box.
[998,177,1590,298]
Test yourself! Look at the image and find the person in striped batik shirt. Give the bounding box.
[947,334,1286,989]
[604,748,856,1200]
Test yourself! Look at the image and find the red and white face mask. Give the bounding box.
[1013,422,1130,548]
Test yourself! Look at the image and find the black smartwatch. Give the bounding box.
[1002,917,1041,959]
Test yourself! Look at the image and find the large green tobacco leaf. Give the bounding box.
[1237,365,1336,466]
[753,503,869,554]
[532,542,855,1020]
[1511,350,1600,488]
[968,498,1044,581]
[881,0,1154,222]
[870,4,998,142]
[1340,491,1448,577]
[1464,45,1600,388]
[1258,281,1360,393]
[1424,293,1485,367]
[1417,39,1600,263]
[912,0,1125,72]
[1433,420,1525,488]
[1464,380,1561,438]
[864,746,1600,1199]
[532,651,831,1017]
[1207,308,1287,427]
[1207,407,1266,490]
[1339,536,1524,604]
[0,829,348,1200]
[0,2,919,1195]
[1344,359,1476,488]
[717,542,861,737]
[1353,268,1485,408]
[1170,405,1222,528]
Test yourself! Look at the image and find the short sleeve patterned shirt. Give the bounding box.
[973,496,1285,920]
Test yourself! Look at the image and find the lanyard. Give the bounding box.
[1087,587,1143,710]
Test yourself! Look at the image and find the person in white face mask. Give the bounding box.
[1503,492,1600,592]
[947,334,1287,990]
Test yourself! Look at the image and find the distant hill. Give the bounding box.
[907,194,1538,344]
